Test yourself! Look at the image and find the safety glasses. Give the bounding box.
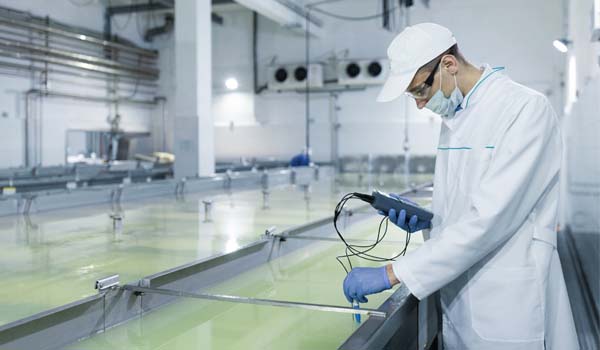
[405,58,441,100]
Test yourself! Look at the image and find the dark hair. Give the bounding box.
[418,44,465,73]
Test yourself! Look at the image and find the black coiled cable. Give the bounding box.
[334,192,412,274]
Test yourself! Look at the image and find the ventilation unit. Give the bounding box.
[267,63,324,91]
[337,59,389,86]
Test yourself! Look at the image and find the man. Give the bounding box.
[342,23,579,349]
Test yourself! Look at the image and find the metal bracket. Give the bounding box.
[22,195,36,216]
[264,226,278,237]
[95,274,120,292]
[302,184,311,201]
[110,185,123,205]
[110,212,123,233]
[262,189,270,209]
[313,165,320,181]
[175,177,186,198]
[261,170,269,190]
[224,170,233,192]
[202,199,213,223]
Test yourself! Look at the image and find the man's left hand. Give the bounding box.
[343,266,392,303]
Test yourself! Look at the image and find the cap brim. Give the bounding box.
[376,67,418,102]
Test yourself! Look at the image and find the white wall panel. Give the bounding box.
[212,0,563,162]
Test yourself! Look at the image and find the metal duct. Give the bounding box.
[144,14,174,42]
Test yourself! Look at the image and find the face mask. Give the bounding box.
[425,66,464,118]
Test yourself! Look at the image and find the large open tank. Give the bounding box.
[0,171,432,327]
[64,216,428,350]
[0,168,431,349]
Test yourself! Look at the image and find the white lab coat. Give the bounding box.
[392,66,579,350]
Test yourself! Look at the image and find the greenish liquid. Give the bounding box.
[65,218,426,350]
[0,174,432,327]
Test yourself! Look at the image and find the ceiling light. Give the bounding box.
[225,77,239,90]
[552,39,571,53]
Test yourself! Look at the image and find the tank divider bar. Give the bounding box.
[123,285,387,318]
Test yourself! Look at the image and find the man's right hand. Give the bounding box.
[381,194,431,233]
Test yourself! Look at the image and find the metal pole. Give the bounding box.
[262,189,270,210]
[329,92,340,170]
[304,7,311,156]
[203,200,213,222]
[124,285,387,318]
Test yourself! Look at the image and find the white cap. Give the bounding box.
[377,23,456,102]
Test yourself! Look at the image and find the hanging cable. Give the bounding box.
[333,193,412,274]
[109,0,133,31]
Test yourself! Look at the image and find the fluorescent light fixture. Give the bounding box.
[565,55,577,114]
[225,77,239,90]
[552,39,570,53]
[234,0,323,37]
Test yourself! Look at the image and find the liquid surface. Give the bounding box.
[65,216,429,350]
[0,173,432,326]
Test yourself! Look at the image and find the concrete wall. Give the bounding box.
[211,0,564,163]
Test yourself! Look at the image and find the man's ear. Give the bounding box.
[442,55,459,75]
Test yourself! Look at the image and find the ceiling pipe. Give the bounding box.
[144,14,174,42]
[105,1,224,40]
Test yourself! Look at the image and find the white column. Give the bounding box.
[174,0,214,178]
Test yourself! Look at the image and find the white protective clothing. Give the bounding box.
[392,65,580,350]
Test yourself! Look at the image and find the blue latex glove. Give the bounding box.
[379,194,431,233]
[343,266,392,303]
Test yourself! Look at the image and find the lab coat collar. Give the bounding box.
[442,64,504,130]
[460,64,505,111]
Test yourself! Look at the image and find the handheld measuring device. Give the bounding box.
[369,190,433,222]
